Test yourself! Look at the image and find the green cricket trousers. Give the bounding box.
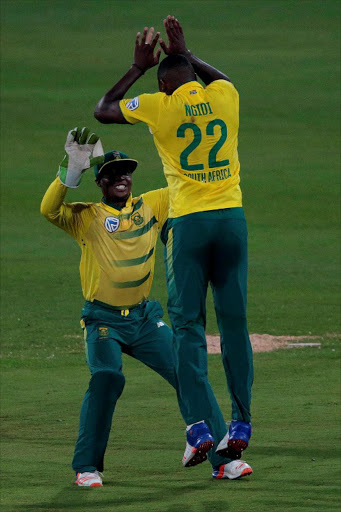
[72,299,231,473]
[163,208,253,427]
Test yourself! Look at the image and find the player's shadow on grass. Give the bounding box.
[164,502,230,512]
[250,445,322,458]
[16,479,237,511]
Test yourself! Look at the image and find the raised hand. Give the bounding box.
[159,15,188,55]
[134,27,162,72]
[58,127,104,188]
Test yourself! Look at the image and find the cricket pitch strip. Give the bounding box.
[206,333,340,354]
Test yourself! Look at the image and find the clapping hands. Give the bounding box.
[133,15,188,73]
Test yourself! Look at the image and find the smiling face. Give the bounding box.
[96,167,133,207]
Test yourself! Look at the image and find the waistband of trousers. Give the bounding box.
[168,207,245,224]
[87,299,147,316]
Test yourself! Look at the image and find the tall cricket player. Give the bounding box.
[94,15,253,477]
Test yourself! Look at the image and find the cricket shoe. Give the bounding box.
[215,420,252,460]
[212,460,253,480]
[182,421,215,467]
[75,470,103,487]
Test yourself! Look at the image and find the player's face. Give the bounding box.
[98,169,133,203]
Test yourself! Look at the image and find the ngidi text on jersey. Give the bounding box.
[120,80,242,218]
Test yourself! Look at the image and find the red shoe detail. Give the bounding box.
[227,439,248,459]
[185,440,214,467]
[241,467,253,476]
[216,465,225,479]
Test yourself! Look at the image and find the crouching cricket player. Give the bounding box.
[40,127,252,486]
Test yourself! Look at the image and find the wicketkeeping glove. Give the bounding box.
[57,127,104,188]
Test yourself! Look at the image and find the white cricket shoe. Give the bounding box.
[212,460,253,479]
[215,420,252,460]
[182,421,215,467]
[75,470,103,487]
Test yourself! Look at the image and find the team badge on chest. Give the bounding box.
[105,216,120,233]
[132,212,144,226]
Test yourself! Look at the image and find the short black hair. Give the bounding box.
[157,54,195,80]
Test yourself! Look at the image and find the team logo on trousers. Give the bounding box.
[98,327,109,339]
[105,216,120,233]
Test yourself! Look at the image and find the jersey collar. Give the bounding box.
[101,194,133,215]
[172,81,204,96]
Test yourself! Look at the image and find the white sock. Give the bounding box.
[186,420,205,431]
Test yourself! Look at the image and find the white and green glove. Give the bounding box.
[57,127,104,188]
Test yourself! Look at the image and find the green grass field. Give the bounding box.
[1,1,340,511]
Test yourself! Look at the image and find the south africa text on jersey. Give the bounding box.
[184,168,231,182]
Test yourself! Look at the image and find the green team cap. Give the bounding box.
[94,150,138,179]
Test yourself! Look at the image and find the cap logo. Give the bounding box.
[112,151,121,160]
[104,216,120,233]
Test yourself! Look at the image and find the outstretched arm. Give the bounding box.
[159,15,231,85]
[41,127,103,235]
[94,28,161,124]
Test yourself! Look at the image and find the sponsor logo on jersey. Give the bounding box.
[126,97,139,111]
[131,212,144,226]
[157,321,165,328]
[190,90,197,95]
[105,216,120,233]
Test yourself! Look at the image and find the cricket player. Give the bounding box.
[40,127,252,486]
[94,15,254,473]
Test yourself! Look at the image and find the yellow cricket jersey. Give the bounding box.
[41,178,169,309]
[120,79,242,218]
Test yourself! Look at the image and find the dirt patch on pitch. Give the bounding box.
[63,333,338,354]
[206,334,333,354]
